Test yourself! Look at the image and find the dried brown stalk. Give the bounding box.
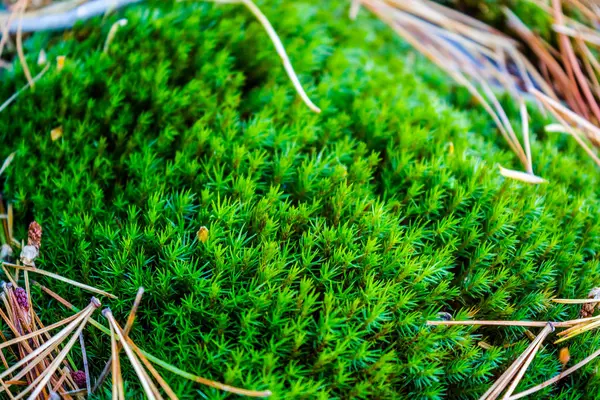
[354,0,548,181]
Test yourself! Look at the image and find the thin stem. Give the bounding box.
[210,0,320,113]
[141,349,272,398]
[79,333,91,394]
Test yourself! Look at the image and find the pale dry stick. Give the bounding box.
[209,0,320,113]
[128,339,179,400]
[428,320,550,328]
[0,153,15,177]
[423,0,505,34]
[50,369,69,395]
[349,0,360,19]
[0,380,15,400]
[569,0,600,23]
[0,303,96,392]
[23,271,34,335]
[109,321,124,400]
[0,309,85,350]
[15,0,33,88]
[481,324,552,400]
[553,298,600,304]
[78,333,91,394]
[1,0,141,32]
[4,262,116,299]
[140,350,273,398]
[103,309,158,400]
[427,316,600,328]
[509,344,600,399]
[502,324,553,399]
[0,63,50,114]
[498,166,547,184]
[110,318,164,400]
[2,266,17,287]
[93,287,144,392]
[21,300,99,400]
[0,2,19,57]
[382,4,500,61]
[552,24,600,46]
[103,18,127,53]
[470,66,528,162]
[520,100,533,174]
[33,281,111,336]
[555,318,600,343]
[0,308,92,390]
[556,315,600,336]
[384,0,515,47]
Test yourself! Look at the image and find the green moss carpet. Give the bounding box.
[1,0,600,398]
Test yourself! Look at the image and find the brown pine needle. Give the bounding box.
[93,287,144,393]
[0,309,84,350]
[428,320,551,328]
[128,339,179,400]
[0,153,15,177]
[15,0,34,88]
[21,300,98,400]
[509,344,600,399]
[481,324,552,400]
[502,324,553,399]
[552,298,600,304]
[109,320,124,400]
[4,262,116,299]
[210,0,320,113]
[33,280,111,336]
[103,309,159,400]
[555,318,600,343]
[0,301,96,393]
[140,349,273,398]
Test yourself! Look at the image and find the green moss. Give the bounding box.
[0,1,600,399]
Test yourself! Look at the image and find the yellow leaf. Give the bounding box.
[57,56,66,71]
[197,226,209,243]
[51,126,63,141]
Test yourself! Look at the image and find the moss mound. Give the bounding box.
[1,1,600,398]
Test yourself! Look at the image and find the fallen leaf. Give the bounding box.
[57,56,66,71]
[51,126,63,141]
[197,226,209,243]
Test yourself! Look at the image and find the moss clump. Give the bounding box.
[1,0,600,398]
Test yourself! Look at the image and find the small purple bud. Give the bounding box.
[71,370,86,388]
[14,287,29,311]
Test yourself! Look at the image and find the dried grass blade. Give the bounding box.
[4,263,116,299]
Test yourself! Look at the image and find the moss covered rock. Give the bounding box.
[1,0,600,398]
